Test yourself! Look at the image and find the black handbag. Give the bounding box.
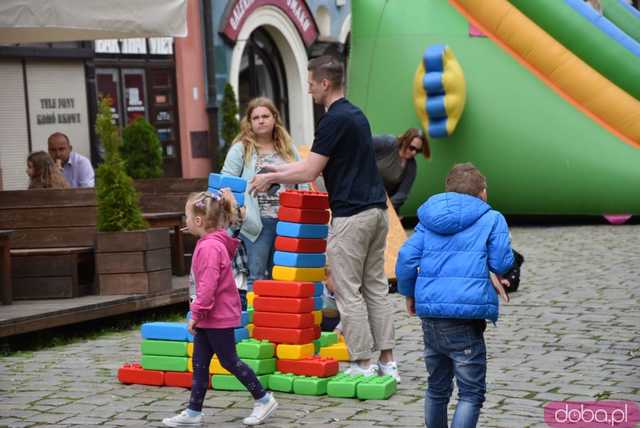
[504,250,525,293]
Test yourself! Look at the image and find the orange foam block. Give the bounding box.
[253,296,314,313]
[276,356,339,378]
[117,363,163,386]
[253,311,315,329]
[280,190,329,210]
[254,280,315,298]
[253,326,316,344]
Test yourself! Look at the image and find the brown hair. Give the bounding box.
[27,151,69,189]
[186,190,239,231]
[234,97,296,162]
[445,162,486,196]
[398,128,430,159]
[307,55,344,89]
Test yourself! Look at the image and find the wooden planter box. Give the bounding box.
[97,228,172,295]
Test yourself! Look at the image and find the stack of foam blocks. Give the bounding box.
[207,173,246,207]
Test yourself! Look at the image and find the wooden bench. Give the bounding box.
[135,178,208,275]
[0,189,97,300]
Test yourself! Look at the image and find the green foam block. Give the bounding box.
[247,308,254,323]
[141,355,188,372]
[243,358,276,375]
[141,339,188,357]
[293,375,330,396]
[319,332,338,347]
[268,371,296,393]
[327,373,365,398]
[212,374,270,391]
[356,375,397,400]
[236,339,275,359]
[313,339,321,354]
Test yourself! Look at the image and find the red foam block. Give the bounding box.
[164,371,193,388]
[278,206,330,224]
[117,363,164,386]
[280,190,329,210]
[254,280,315,298]
[276,356,339,377]
[253,311,315,329]
[275,236,327,253]
[313,324,321,340]
[252,326,316,344]
[253,296,314,313]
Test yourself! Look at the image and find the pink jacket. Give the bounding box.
[190,230,241,329]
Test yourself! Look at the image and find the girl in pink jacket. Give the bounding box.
[163,189,278,427]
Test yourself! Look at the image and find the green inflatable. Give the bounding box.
[348,0,640,216]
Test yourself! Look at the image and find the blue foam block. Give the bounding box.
[273,251,326,268]
[208,173,247,193]
[241,311,249,326]
[314,296,324,310]
[206,187,245,207]
[276,221,328,239]
[141,322,192,342]
[314,282,324,297]
[235,327,249,343]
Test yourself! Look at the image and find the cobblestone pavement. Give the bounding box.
[1,224,639,427]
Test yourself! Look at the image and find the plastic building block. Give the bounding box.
[207,173,247,193]
[247,323,254,337]
[241,311,249,326]
[164,371,194,388]
[236,339,275,359]
[276,343,315,360]
[319,342,350,361]
[313,339,321,354]
[211,357,276,375]
[314,296,323,310]
[280,190,329,210]
[211,374,270,391]
[320,332,338,347]
[253,326,316,344]
[141,322,191,342]
[187,342,193,357]
[327,373,365,398]
[313,282,324,296]
[313,325,321,340]
[247,307,254,323]
[141,355,188,372]
[253,312,314,329]
[278,206,330,224]
[141,339,189,357]
[253,280,315,298]
[276,221,328,239]
[338,334,345,343]
[247,291,255,307]
[275,236,327,253]
[117,363,164,386]
[273,251,326,268]
[268,371,297,392]
[272,266,326,282]
[253,296,314,313]
[313,310,323,326]
[292,376,330,395]
[356,375,397,400]
[235,327,249,343]
[277,356,339,378]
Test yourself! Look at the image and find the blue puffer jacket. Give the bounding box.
[396,192,514,322]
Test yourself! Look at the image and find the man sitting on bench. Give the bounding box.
[48,132,95,188]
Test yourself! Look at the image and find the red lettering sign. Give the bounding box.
[221,0,318,47]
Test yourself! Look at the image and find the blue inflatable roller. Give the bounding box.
[276,221,328,239]
[273,251,326,268]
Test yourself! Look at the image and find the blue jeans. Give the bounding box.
[240,217,278,290]
[421,318,487,428]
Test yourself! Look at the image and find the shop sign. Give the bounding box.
[36,97,82,126]
[221,0,318,47]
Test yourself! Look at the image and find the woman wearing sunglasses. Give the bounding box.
[373,128,430,213]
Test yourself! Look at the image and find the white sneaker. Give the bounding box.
[344,363,379,377]
[243,393,278,425]
[162,409,203,427]
[378,361,401,383]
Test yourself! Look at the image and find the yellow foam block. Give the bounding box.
[210,356,230,375]
[338,334,345,343]
[313,310,323,326]
[187,342,194,357]
[247,291,255,308]
[247,323,254,337]
[188,358,193,372]
[276,343,315,360]
[272,266,326,282]
[319,342,350,361]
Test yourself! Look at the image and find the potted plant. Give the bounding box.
[121,117,163,179]
[95,97,172,295]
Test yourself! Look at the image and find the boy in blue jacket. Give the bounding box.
[396,163,514,428]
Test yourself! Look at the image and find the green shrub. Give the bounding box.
[219,83,240,170]
[121,118,163,179]
[95,97,148,232]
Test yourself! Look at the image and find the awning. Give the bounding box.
[0,0,187,44]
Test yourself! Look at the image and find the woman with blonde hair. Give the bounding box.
[222,97,307,300]
[26,151,69,189]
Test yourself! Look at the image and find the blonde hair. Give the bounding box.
[233,97,295,162]
[186,191,239,231]
[27,151,69,189]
